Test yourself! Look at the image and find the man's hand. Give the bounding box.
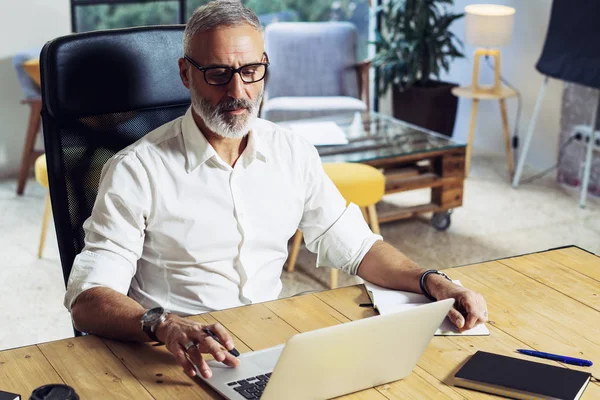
[427,276,488,330]
[155,315,240,378]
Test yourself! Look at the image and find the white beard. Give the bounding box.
[191,90,263,139]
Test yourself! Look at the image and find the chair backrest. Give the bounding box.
[536,0,600,89]
[40,26,190,287]
[264,22,360,99]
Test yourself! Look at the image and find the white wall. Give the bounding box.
[0,0,71,178]
[381,0,561,171]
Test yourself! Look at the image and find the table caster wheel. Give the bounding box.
[431,211,451,231]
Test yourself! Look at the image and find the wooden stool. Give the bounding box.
[34,154,51,258]
[287,162,385,289]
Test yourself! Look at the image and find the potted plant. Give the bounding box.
[372,0,465,137]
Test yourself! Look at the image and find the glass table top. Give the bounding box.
[279,112,465,164]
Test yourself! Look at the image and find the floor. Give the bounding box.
[1,153,598,351]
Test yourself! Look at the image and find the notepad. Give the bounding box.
[454,351,591,400]
[364,281,490,336]
[288,121,349,145]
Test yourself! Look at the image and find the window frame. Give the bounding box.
[70,0,379,110]
[70,0,189,32]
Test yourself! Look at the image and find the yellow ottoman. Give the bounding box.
[287,162,386,289]
[35,154,51,258]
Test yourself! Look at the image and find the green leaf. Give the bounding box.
[372,0,464,92]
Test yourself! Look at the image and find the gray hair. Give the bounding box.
[183,0,263,55]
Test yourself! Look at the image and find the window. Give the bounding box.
[71,0,370,59]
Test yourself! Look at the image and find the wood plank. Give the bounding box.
[376,203,443,223]
[208,303,299,351]
[376,367,466,400]
[548,247,600,282]
[435,152,465,178]
[102,339,218,400]
[363,148,466,170]
[314,285,378,321]
[447,261,600,379]
[385,173,460,193]
[498,251,600,312]
[0,345,64,397]
[332,390,389,399]
[102,314,253,400]
[38,335,154,399]
[432,181,464,209]
[263,293,348,331]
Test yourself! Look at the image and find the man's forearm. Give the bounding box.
[356,241,448,297]
[70,287,150,342]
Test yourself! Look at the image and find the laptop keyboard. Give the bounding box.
[227,372,272,399]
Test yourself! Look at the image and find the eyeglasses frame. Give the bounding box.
[183,53,270,86]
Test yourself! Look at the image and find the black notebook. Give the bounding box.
[454,351,591,400]
[0,390,20,400]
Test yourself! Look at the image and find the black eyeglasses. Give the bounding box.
[184,53,270,86]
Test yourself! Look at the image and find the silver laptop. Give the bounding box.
[198,298,454,400]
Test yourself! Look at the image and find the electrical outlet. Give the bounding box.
[571,125,600,148]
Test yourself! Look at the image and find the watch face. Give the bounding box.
[142,307,165,326]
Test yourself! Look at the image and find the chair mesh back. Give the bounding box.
[40,26,190,287]
[57,107,188,266]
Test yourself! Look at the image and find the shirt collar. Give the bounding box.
[181,107,268,173]
[181,107,218,173]
[244,121,269,166]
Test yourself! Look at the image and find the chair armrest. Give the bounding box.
[355,59,371,110]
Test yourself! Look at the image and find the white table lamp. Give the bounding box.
[464,4,515,93]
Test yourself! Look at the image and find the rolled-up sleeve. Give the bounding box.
[64,152,151,311]
[299,146,382,275]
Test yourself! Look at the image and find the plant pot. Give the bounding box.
[391,80,458,137]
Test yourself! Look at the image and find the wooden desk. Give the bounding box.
[2,246,599,399]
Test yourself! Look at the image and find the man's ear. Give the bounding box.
[178,58,190,89]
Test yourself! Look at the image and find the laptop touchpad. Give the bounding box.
[241,345,283,371]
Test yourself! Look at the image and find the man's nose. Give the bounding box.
[225,72,245,99]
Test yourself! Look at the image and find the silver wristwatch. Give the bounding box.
[141,306,170,342]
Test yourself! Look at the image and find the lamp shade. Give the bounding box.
[465,4,516,48]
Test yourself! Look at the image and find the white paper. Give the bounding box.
[289,121,349,145]
[364,280,490,336]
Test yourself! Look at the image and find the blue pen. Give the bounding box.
[517,349,593,367]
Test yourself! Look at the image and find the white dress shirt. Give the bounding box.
[64,107,382,316]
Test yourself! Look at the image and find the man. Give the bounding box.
[65,0,488,381]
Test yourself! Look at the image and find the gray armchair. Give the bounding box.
[260,22,369,122]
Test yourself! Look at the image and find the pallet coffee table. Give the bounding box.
[282,112,466,230]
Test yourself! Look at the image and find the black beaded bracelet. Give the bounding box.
[419,269,452,301]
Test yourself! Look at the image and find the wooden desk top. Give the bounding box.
[2,246,599,399]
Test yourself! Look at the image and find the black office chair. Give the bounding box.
[40,26,190,334]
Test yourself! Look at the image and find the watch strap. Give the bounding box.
[419,269,452,301]
[143,324,160,342]
[141,307,169,343]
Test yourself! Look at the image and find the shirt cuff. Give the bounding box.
[312,203,383,275]
[64,250,136,312]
